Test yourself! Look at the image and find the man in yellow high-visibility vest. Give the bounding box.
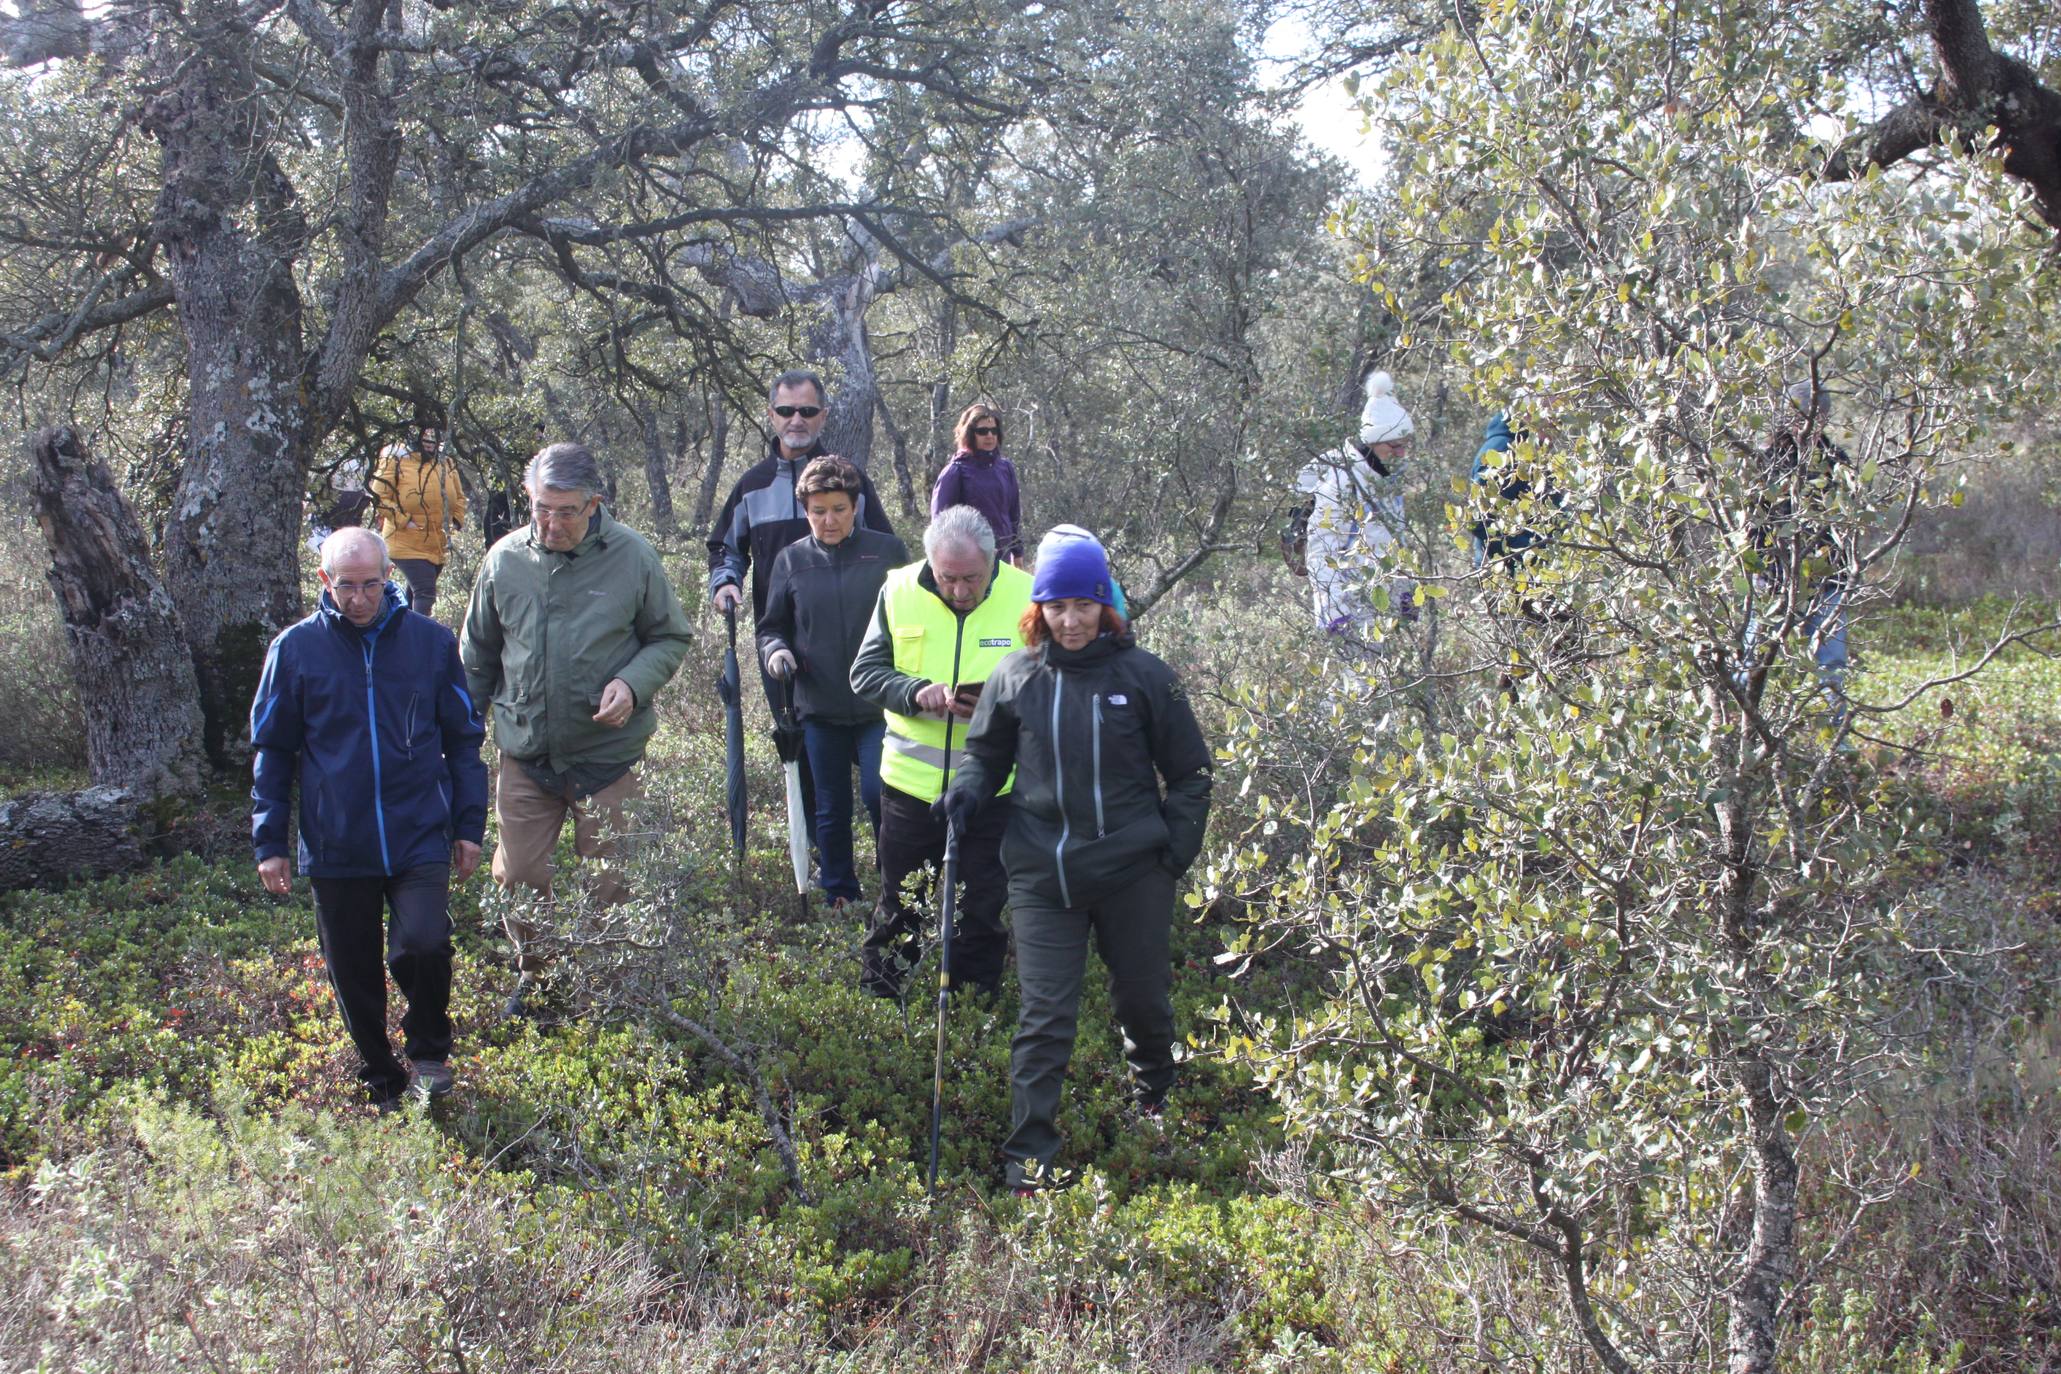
[849,505,1032,999]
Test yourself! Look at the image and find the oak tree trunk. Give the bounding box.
[808,285,878,469]
[694,385,731,534]
[1729,1052,1799,1374]
[27,426,205,799]
[0,787,149,890]
[143,5,313,767]
[640,407,677,531]
[1715,798,1796,1374]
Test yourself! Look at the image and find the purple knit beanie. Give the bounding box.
[1031,532,1115,607]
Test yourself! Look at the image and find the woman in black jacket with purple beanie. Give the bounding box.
[939,530,1212,1191]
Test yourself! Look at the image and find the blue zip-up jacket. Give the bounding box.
[1472,413,1559,567]
[251,585,488,878]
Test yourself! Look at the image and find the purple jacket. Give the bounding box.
[931,449,1023,559]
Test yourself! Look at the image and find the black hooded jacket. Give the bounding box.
[756,526,909,724]
[953,631,1212,907]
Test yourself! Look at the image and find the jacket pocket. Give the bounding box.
[305,774,346,868]
[890,624,926,664]
[491,698,541,758]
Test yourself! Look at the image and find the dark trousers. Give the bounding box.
[310,865,454,1100]
[762,664,815,848]
[1002,865,1177,1185]
[393,557,442,619]
[317,489,371,531]
[867,784,1011,991]
[801,718,885,903]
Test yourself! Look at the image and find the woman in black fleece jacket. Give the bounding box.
[941,531,1212,1191]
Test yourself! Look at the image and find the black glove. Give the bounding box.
[932,788,980,835]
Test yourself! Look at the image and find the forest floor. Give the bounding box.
[2,591,2057,1372]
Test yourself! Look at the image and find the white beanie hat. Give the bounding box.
[1358,371,1415,446]
[1037,523,1100,562]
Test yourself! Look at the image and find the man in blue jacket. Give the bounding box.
[251,527,487,1108]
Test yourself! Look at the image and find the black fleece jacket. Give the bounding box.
[952,631,1212,907]
[756,527,909,725]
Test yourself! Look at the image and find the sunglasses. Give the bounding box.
[773,405,823,419]
[970,425,1000,437]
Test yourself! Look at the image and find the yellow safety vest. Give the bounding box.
[878,561,1033,802]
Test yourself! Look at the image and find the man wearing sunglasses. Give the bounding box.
[708,369,898,830]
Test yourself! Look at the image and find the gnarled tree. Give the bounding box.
[0,0,1051,766]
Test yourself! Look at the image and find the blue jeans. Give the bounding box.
[1740,580,1848,726]
[801,719,885,903]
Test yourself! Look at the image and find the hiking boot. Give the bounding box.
[410,1060,454,1100]
[949,976,1000,1002]
[859,951,905,999]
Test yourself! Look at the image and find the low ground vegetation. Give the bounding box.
[2,566,2057,1369]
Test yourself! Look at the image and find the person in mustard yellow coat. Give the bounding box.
[373,423,467,618]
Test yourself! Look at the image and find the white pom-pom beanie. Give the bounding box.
[1358,371,1415,446]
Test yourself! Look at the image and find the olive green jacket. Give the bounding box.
[459,509,692,773]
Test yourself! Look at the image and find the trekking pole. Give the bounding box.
[926,705,960,1198]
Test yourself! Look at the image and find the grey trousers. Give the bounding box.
[1002,864,1177,1185]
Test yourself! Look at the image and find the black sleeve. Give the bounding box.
[708,471,752,590]
[952,658,1023,802]
[859,471,897,538]
[1145,658,1213,874]
[757,548,798,667]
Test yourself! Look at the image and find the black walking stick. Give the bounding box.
[925,707,961,1198]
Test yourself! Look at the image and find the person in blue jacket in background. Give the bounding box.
[1471,412,1552,573]
[251,527,487,1109]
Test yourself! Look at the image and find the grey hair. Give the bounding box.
[925,504,996,564]
[1784,381,1832,421]
[527,442,604,496]
[768,369,827,405]
[320,526,389,574]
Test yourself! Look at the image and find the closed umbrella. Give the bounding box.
[717,605,747,865]
[773,674,810,917]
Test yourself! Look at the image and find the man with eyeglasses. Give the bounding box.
[848,505,1032,999]
[708,369,897,834]
[461,442,693,1015]
[251,527,486,1109]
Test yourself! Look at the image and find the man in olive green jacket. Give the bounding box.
[460,442,692,1009]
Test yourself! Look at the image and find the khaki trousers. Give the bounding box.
[491,763,640,970]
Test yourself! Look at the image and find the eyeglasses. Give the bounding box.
[970,425,1000,437]
[535,500,592,522]
[330,579,386,596]
[773,405,823,419]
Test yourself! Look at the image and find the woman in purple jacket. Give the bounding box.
[932,400,1024,564]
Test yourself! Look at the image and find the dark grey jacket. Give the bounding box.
[953,632,1213,907]
[757,527,909,724]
